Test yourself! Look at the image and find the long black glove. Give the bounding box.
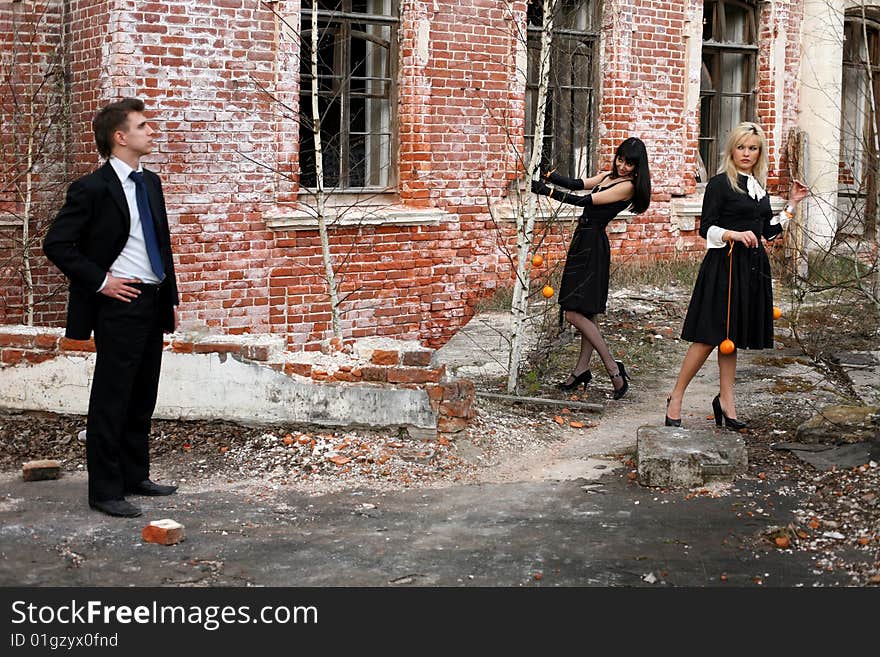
[531,179,593,207]
[531,179,552,196]
[542,168,585,191]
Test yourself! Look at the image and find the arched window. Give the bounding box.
[526,0,598,177]
[699,0,758,177]
[839,12,880,241]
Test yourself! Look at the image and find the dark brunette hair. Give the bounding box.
[92,98,145,159]
[611,137,652,214]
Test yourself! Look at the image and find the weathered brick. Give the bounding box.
[284,362,312,377]
[440,398,475,419]
[142,519,185,546]
[0,334,33,348]
[370,349,399,366]
[193,342,239,354]
[359,366,387,382]
[386,366,444,384]
[22,459,62,481]
[1,349,24,365]
[437,416,468,434]
[24,351,56,365]
[34,334,60,349]
[241,344,270,361]
[59,338,95,352]
[402,350,434,367]
[426,385,445,402]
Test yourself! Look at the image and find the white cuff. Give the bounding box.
[97,275,108,293]
[770,210,792,230]
[706,225,727,249]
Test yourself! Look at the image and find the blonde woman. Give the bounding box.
[664,122,808,429]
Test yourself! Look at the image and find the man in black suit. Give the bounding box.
[44,98,180,517]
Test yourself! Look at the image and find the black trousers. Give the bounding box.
[86,285,164,502]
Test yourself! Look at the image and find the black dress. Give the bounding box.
[556,177,632,316]
[681,173,783,349]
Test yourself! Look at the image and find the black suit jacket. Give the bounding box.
[43,161,179,339]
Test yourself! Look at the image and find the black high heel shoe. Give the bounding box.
[557,369,592,391]
[711,395,747,431]
[665,397,681,427]
[611,361,629,400]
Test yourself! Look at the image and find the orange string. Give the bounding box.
[725,241,734,340]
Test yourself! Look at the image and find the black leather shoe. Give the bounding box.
[126,479,178,496]
[711,395,747,431]
[557,369,592,391]
[89,498,142,517]
[664,397,682,427]
[611,361,629,400]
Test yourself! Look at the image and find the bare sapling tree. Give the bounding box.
[307,5,342,339]
[0,0,68,325]
[507,0,556,394]
[248,1,412,345]
[778,4,880,388]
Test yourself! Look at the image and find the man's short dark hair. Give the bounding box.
[92,98,145,159]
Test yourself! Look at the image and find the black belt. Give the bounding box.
[131,282,162,293]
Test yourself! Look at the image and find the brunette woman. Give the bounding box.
[531,137,652,399]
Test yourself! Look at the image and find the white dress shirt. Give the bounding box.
[97,156,163,290]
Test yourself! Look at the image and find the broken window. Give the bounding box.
[839,14,880,241]
[699,0,757,177]
[526,0,598,177]
[299,0,398,190]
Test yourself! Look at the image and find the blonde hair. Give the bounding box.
[719,121,768,193]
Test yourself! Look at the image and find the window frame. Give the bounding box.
[839,13,880,241]
[299,0,399,193]
[525,0,599,178]
[699,0,758,177]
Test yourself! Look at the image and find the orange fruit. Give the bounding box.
[531,254,544,267]
[541,285,554,298]
[772,306,782,320]
[719,339,735,355]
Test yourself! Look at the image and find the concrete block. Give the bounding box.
[636,426,747,488]
[142,519,185,545]
[22,459,62,481]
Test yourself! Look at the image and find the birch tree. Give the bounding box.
[506,0,556,393]
[308,5,342,339]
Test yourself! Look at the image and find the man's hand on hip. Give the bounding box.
[100,274,142,302]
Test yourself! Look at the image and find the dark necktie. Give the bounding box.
[129,170,164,280]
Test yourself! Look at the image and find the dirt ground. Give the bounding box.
[1,278,878,586]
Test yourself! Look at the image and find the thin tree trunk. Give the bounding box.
[311,8,342,339]
[507,0,555,393]
[23,130,34,326]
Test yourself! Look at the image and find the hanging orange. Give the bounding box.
[772,306,782,320]
[531,254,544,267]
[719,339,735,355]
[541,285,554,298]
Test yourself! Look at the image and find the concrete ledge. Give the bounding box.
[636,426,747,488]
[0,325,475,438]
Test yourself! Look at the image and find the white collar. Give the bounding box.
[737,170,766,201]
[108,156,143,184]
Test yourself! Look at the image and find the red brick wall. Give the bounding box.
[1,1,807,350]
[756,0,805,193]
[0,0,68,326]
